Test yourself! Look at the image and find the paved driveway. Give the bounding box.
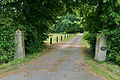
[0,34,103,80]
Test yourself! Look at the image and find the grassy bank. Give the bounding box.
[82,35,120,80]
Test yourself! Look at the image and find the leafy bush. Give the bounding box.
[0,0,80,64]
[0,18,21,64]
[107,28,120,65]
[84,32,96,50]
[81,0,120,64]
[54,14,83,33]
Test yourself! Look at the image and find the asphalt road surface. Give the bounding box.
[0,34,103,80]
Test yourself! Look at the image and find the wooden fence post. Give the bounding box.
[61,36,62,41]
[67,34,68,38]
[15,30,25,59]
[64,35,66,39]
[50,37,52,44]
[56,36,58,43]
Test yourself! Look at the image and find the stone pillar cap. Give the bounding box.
[16,30,21,33]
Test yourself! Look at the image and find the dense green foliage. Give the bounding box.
[80,0,120,65]
[0,18,15,63]
[0,0,120,65]
[0,0,79,64]
[107,28,120,65]
[54,14,83,33]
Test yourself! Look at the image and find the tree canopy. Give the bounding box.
[0,0,79,63]
[0,0,120,65]
[54,14,83,33]
[79,0,120,65]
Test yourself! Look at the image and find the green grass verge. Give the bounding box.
[0,46,47,74]
[84,51,120,80]
[82,33,120,80]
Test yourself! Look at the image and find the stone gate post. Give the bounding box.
[95,34,107,61]
[15,30,25,59]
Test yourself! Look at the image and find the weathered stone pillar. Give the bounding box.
[95,34,107,61]
[15,30,25,59]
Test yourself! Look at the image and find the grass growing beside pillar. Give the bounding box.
[82,34,120,80]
